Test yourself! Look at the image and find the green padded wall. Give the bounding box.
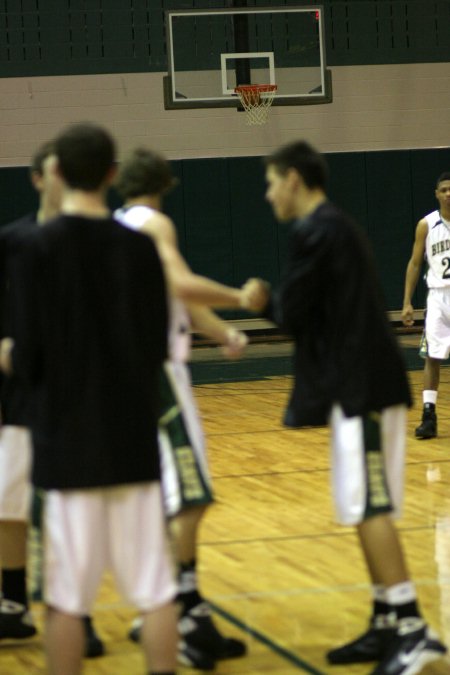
[227,156,280,286]
[180,158,234,285]
[326,152,368,231]
[365,150,413,310]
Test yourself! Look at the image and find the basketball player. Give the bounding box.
[0,123,178,675]
[401,172,450,439]
[114,148,251,670]
[0,141,103,657]
[246,140,447,675]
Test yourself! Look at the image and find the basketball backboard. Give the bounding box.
[164,5,332,110]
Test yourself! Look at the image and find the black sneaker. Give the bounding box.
[83,616,105,658]
[128,616,142,643]
[327,624,395,664]
[370,620,447,675]
[415,405,437,439]
[179,602,247,661]
[177,640,216,671]
[0,599,37,639]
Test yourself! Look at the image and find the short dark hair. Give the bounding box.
[436,172,450,187]
[30,140,56,176]
[54,122,115,191]
[115,147,177,200]
[264,140,328,189]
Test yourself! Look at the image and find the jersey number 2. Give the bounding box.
[443,257,450,279]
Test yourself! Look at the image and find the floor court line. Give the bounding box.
[207,575,445,603]
[209,600,327,675]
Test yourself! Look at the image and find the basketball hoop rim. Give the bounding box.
[234,83,277,125]
[234,84,277,95]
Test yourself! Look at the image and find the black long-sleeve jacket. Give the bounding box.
[266,201,412,427]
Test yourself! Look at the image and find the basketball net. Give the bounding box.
[234,84,277,126]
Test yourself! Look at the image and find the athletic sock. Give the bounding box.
[2,568,28,608]
[178,560,203,614]
[423,390,438,406]
[371,585,396,628]
[385,581,422,624]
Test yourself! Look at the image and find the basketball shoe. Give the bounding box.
[0,599,37,639]
[370,619,447,675]
[327,614,396,664]
[415,404,437,439]
[83,616,105,658]
[178,600,246,662]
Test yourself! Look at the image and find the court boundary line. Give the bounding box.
[209,600,327,675]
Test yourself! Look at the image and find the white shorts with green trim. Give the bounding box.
[0,425,32,521]
[159,361,213,518]
[330,404,406,526]
[425,288,450,360]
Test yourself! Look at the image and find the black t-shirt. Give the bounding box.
[12,214,168,490]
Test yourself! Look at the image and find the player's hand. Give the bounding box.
[240,278,270,313]
[401,303,414,327]
[221,328,248,359]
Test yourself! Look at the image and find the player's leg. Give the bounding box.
[140,602,178,675]
[327,406,397,664]
[159,362,246,666]
[357,513,447,675]
[129,361,246,668]
[415,356,440,439]
[0,426,36,639]
[416,289,450,439]
[43,489,106,675]
[31,486,104,657]
[45,608,84,675]
[0,521,29,601]
[172,506,247,669]
[108,482,178,674]
[327,406,447,672]
[0,426,103,653]
[170,504,206,562]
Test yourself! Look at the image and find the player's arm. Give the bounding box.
[139,213,258,311]
[401,218,428,326]
[187,304,248,359]
[0,337,13,375]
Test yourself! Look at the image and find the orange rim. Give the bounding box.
[234,84,277,94]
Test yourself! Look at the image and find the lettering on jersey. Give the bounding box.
[176,446,206,500]
[366,451,390,508]
[431,240,450,256]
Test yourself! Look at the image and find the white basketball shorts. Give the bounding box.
[44,482,177,615]
[425,288,450,359]
[330,405,406,526]
[159,361,213,518]
[0,425,32,521]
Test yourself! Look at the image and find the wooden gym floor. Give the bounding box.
[2,335,450,675]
